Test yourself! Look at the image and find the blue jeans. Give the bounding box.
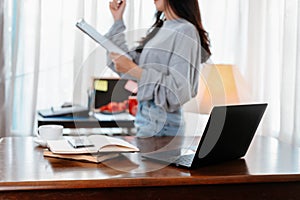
[134,100,185,137]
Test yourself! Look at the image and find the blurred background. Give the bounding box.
[0,0,299,146]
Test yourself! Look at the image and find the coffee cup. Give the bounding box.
[37,125,63,141]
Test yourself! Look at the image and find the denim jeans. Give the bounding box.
[134,100,185,137]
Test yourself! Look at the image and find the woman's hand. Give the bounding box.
[109,0,126,21]
[110,52,143,79]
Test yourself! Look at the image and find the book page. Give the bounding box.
[88,135,139,153]
[47,135,139,154]
[47,139,98,154]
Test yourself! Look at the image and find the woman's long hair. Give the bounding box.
[135,0,211,63]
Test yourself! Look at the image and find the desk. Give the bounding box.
[1,136,300,199]
[37,114,135,129]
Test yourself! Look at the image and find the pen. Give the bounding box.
[67,139,95,149]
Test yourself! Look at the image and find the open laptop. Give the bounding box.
[142,103,267,168]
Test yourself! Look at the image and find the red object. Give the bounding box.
[128,96,138,116]
[98,101,128,113]
[99,105,108,112]
[107,102,119,112]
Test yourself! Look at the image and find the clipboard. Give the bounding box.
[76,18,132,60]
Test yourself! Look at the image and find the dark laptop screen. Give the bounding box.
[94,78,133,109]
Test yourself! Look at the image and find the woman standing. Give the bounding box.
[106,0,211,137]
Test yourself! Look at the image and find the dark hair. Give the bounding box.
[135,0,211,63]
[135,12,164,53]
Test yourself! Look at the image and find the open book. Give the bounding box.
[47,135,139,154]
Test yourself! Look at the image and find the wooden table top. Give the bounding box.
[1,135,300,191]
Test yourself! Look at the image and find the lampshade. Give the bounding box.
[184,64,252,114]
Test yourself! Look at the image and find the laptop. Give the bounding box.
[142,103,267,168]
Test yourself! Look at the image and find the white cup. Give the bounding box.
[37,125,63,141]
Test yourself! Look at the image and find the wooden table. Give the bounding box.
[0,135,300,199]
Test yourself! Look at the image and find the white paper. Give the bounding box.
[76,19,132,59]
[94,112,135,121]
[47,135,139,154]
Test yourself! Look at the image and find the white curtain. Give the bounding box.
[1,0,299,146]
[0,0,5,137]
[200,0,300,146]
[2,0,42,136]
[279,0,300,146]
[1,0,155,136]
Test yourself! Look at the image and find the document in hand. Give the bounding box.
[76,18,132,59]
[47,135,140,154]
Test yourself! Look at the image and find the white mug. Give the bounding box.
[37,125,63,141]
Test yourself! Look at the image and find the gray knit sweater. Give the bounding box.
[105,18,201,112]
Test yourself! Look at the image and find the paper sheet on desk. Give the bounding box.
[94,112,135,121]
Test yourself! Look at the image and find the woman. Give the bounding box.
[106,0,211,137]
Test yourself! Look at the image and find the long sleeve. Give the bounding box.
[105,20,140,75]
[137,20,201,112]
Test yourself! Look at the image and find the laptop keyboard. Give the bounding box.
[142,149,195,167]
[174,154,194,166]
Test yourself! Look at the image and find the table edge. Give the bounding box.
[1,174,300,191]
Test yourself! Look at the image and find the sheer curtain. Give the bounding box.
[200,0,300,146]
[1,0,299,146]
[0,0,155,137]
[279,0,300,146]
[0,0,5,136]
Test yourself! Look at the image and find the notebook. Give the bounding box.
[47,135,139,154]
[142,103,267,168]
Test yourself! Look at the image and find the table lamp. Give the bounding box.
[188,64,253,114]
